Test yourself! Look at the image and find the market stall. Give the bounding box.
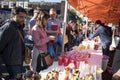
[22,0,120,79]
[21,38,104,80]
[39,50,103,80]
[38,39,103,80]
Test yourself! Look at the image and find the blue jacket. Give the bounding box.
[0,20,25,65]
[89,25,112,49]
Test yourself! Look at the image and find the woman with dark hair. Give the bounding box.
[88,20,112,57]
[90,20,114,74]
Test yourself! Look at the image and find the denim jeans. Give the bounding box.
[6,65,23,79]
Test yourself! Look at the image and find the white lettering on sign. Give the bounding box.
[24,2,28,9]
[9,1,14,8]
[1,1,28,9]
[1,1,8,8]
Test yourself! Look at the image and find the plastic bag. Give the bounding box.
[47,44,55,58]
[57,37,63,46]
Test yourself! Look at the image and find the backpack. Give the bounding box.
[107,27,113,37]
[104,25,113,37]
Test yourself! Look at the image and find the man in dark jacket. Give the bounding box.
[88,20,112,56]
[0,6,27,79]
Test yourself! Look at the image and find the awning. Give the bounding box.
[68,0,120,24]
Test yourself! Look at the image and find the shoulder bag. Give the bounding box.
[17,29,32,64]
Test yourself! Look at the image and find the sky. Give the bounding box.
[29,0,63,2]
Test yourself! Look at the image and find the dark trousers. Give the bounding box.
[108,50,116,67]
[102,46,110,57]
[6,65,23,79]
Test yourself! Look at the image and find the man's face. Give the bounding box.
[50,10,57,19]
[34,10,40,18]
[13,12,26,25]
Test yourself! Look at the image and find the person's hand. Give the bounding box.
[49,36,55,40]
[112,69,120,80]
[48,36,56,43]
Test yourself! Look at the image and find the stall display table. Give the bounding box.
[40,50,103,80]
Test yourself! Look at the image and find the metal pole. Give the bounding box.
[23,0,24,8]
[62,0,68,52]
[85,18,88,38]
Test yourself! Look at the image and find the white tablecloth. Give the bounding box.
[40,61,64,79]
[40,50,103,80]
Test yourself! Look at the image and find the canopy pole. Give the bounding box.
[62,0,68,53]
[85,18,88,38]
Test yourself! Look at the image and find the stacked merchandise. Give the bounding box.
[16,63,102,80]
[16,68,60,80]
[63,62,103,80]
[73,39,101,51]
[58,50,91,69]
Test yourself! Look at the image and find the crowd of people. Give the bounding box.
[0,6,120,80]
[0,6,63,79]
